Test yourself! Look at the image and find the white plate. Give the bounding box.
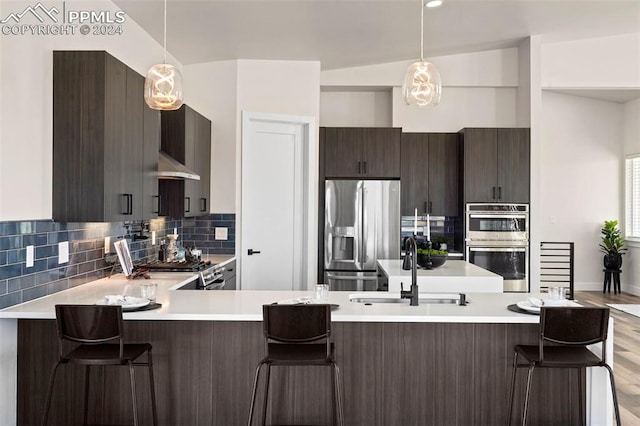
[517,300,540,313]
[97,296,150,310]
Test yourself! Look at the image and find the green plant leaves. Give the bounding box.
[600,220,627,255]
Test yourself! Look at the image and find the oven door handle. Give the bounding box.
[200,271,224,285]
[325,273,378,281]
[468,214,527,219]
[204,279,225,290]
[468,247,527,252]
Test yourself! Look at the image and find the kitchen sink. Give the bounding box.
[349,293,467,305]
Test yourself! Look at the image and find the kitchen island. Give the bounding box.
[0,274,614,426]
[378,259,504,293]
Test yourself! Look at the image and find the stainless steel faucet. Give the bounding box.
[400,236,419,306]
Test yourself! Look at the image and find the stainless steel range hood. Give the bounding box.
[158,151,200,180]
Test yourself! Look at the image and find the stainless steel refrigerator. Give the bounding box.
[324,180,400,291]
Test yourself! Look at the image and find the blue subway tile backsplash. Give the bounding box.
[181,214,236,255]
[0,214,236,309]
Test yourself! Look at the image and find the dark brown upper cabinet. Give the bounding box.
[323,127,401,179]
[159,105,211,218]
[461,128,530,203]
[52,51,160,222]
[400,133,460,217]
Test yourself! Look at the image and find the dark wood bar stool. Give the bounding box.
[603,268,622,294]
[42,304,158,426]
[248,304,344,426]
[507,307,621,426]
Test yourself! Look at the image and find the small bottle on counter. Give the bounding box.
[158,240,166,262]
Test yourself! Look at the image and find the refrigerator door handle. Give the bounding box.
[361,185,368,267]
[354,182,363,269]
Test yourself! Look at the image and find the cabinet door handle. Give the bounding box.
[363,161,367,174]
[121,194,133,215]
[498,186,502,200]
[424,201,428,214]
[248,249,261,255]
[153,195,160,214]
[357,161,362,174]
[429,201,432,214]
[492,187,496,199]
[200,197,207,212]
[185,197,191,213]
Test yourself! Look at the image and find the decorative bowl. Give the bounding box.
[417,254,447,269]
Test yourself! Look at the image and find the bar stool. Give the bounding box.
[507,307,621,426]
[247,304,344,426]
[603,268,622,294]
[42,304,158,426]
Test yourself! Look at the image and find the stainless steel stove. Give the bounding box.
[138,260,212,272]
[139,260,226,290]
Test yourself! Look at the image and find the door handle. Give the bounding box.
[363,161,367,174]
[248,249,261,256]
[121,193,133,215]
[357,161,362,174]
[185,197,191,213]
[429,201,432,214]
[492,187,496,199]
[498,186,502,200]
[152,195,160,214]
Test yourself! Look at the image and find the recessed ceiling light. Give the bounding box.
[426,0,443,7]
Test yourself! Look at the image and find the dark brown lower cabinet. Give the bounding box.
[18,320,582,426]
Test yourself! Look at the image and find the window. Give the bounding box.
[625,155,640,240]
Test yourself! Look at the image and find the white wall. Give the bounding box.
[320,47,520,132]
[392,86,517,132]
[320,48,519,88]
[0,0,177,221]
[541,34,640,89]
[183,61,238,214]
[320,91,392,127]
[527,35,543,292]
[516,38,531,127]
[540,91,623,290]
[623,98,640,295]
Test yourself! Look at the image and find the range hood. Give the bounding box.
[157,151,200,180]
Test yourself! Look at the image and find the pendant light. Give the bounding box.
[402,0,442,107]
[144,0,184,110]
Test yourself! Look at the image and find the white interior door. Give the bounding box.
[241,113,307,290]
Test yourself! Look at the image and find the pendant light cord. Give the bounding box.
[163,0,167,64]
[420,0,424,61]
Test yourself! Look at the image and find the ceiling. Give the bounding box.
[114,0,640,102]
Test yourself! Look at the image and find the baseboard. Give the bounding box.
[622,282,640,296]
[575,281,640,296]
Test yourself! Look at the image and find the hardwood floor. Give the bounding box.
[575,291,640,425]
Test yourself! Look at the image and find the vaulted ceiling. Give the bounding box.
[114,0,640,70]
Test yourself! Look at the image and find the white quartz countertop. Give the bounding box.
[0,270,559,323]
[378,259,504,293]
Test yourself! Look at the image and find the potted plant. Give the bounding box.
[433,236,448,251]
[599,220,626,269]
[416,247,448,269]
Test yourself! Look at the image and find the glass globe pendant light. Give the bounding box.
[144,0,184,110]
[402,0,442,107]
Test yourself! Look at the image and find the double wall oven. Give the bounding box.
[465,203,529,292]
